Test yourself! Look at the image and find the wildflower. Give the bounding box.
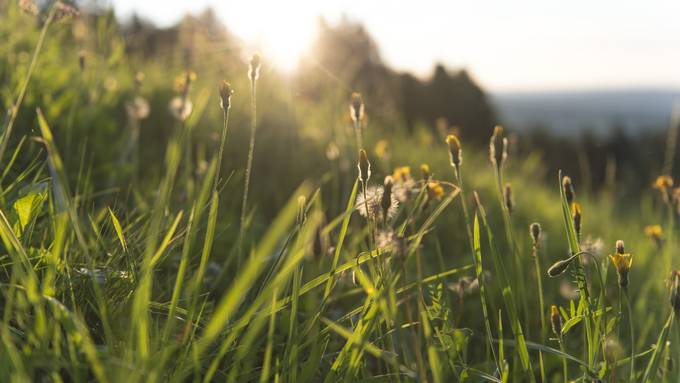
[653,175,673,203]
[219,81,233,111]
[609,240,632,288]
[248,53,261,81]
[169,97,193,121]
[670,270,680,314]
[427,181,445,201]
[173,71,196,95]
[376,229,397,249]
[356,186,398,221]
[503,183,514,214]
[326,142,340,161]
[581,236,604,262]
[350,92,365,123]
[126,96,150,120]
[135,72,146,87]
[54,1,79,21]
[19,0,38,15]
[391,166,417,202]
[445,134,462,169]
[489,125,507,169]
[448,275,483,299]
[374,139,389,159]
[559,280,579,300]
[572,202,582,238]
[562,176,575,205]
[644,224,663,248]
[420,164,431,181]
[392,166,411,182]
[357,149,371,184]
[547,257,575,277]
[550,305,562,336]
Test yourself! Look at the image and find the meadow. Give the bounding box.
[1,2,679,382]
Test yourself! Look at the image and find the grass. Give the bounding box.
[1,2,680,382]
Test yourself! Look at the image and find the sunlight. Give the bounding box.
[220,4,317,72]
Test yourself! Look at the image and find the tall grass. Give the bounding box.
[1,4,680,382]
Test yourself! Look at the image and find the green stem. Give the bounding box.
[214,108,231,193]
[453,166,500,372]
[0,7,56,164]
[559,338,568,383]
[238,76,258,266]
[533,248,546,382]
[624,289,635,382]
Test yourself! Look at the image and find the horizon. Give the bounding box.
[109,0,680,93]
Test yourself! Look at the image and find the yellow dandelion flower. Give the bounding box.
[609,240,632,288]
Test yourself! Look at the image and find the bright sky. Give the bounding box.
[109,0,680,92]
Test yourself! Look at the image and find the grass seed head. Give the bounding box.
[248,53,261,81]
[670,270,680,314]
[78,50,85,71]
[219,81,233,111]
[381,176,394,222]
[562,176,575,205]
[609,240,632,288]
[358,149,371,184]
[503,183,514,214]
[572,202,582,237]
[350,92,365,123]
[445,134,462,168]
[489,125,507,169]
[529,222,541,246]
[550,305,562,336]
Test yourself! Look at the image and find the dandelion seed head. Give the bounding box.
[169,97,193,121]
[126,96,150,120]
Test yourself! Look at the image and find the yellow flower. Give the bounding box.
[609,240,632,288]
[392,166,411,182]
[427,181,444,200]
[174,71,197,94]
[653,175,674,190]
[420,164,431,180]
[374,140,389,159]
[644,225,663,239]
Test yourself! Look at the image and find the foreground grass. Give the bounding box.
[1,3,680,382]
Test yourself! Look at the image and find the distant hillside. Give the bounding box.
[491,89,680,135]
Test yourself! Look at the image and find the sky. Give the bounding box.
[108,0,680,92]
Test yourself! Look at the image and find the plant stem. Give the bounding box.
[624,289,635,382]
[0,8,55,164]
[238,75,258,267]
[558,337,568,383]
[533,247,547,382]
[453,166,500,372]
[214,108,231,193]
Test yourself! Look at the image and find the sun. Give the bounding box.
[219,4,317,73]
